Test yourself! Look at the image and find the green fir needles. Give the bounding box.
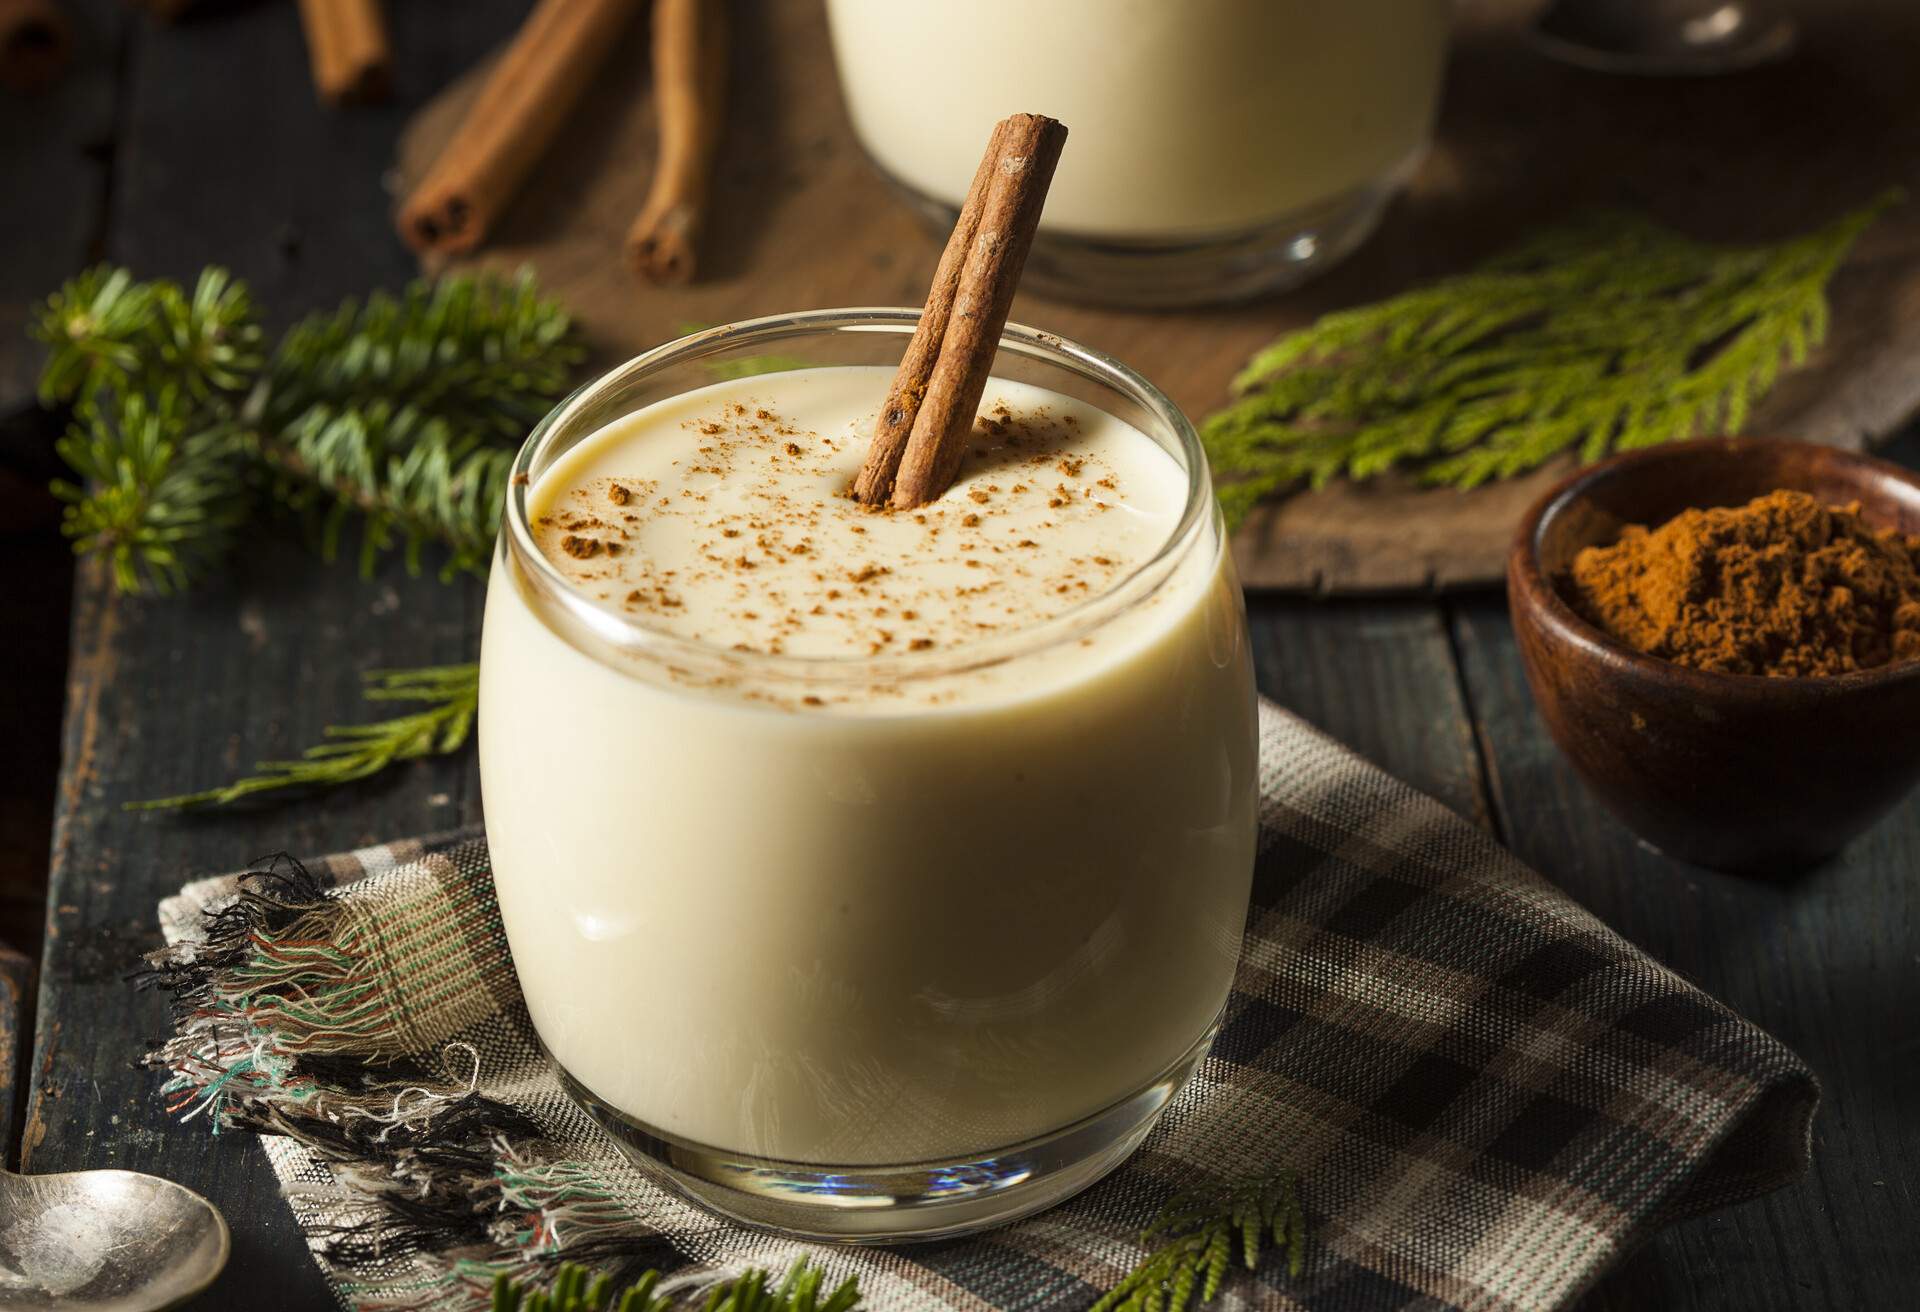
[1201,193,1897,528]
[34,264,582,592]
[132,664,478,810]
[1092,1175,1308,1312]
[489,1259,860,1312]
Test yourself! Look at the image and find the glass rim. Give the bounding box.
[501,307,1217,687]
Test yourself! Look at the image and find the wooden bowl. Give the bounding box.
[1506,437,1920,874]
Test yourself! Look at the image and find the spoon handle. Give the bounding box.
[1,940,31,1162]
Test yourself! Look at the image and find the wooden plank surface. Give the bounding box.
[11,4,1917,1311]
[394,0,1920,593]
[17,2,524,1308]
[1449,577,1920,1310]
[0,0,116,413]
[0,0,114,971]
[0,943,30,1165]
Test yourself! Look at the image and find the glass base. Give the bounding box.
[559,1018,1220,1242]
[883,169,1403,309]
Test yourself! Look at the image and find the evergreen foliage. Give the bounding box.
[131,665,479,810]
[1201,194,1897,528]
[1091,1175,1308,1312]
[488,1259,860,1312]
[33,264,582,592]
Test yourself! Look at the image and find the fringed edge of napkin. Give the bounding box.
[138,854,680,1310]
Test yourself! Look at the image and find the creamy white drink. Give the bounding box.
[480,359,1257,1185]
[826,0,1449,242]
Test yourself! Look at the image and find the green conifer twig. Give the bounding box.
[265,273,581,446]
[33,264,581,593]
[254,404,515,579]
[49,389,251,596]
[1091,1175,1308,1312]
[34,264,264,405]
[488,1258,860,1312]
[129,664,478,810]
[1202,192,1899,528]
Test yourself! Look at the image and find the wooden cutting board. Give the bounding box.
[395,0,1920,593]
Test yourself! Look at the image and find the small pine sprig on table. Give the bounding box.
[1091,1175,1308,1312]
[489,1258,861,1312]
[129,664,478,810]
[31,263,583,593]
[35,263,264,405]
[1201,192,1899,529]
[50,387,251,595]
[480,1186,1306,1312]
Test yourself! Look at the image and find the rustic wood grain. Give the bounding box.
[1449,582,1920,1312]
[394,0,1920,593]
[0,0,114,414]
[0,941,30,1167]
[0,0,112,791]
[18,2,523,1307]
[0,0,105,1095]
[16,4,1917,1310]
[1253,602,1491,829]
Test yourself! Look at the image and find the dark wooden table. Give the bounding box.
[4,4,1915,1309]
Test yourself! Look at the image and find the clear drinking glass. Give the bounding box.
[825,0,1451,307]
[479,310,1258,1240]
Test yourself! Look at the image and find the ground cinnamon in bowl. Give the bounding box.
[1564,490,1920,677]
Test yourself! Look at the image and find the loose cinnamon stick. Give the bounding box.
[856,113,1067,510]
[0,0,70,94]
[297,0,390,106]
[398,0,645,258]
[625,0,728,285]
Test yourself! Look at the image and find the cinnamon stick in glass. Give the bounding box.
[625,0,728,285]
[296,0,390,106]
[854,113,1067,510]
[851,118,1010,506]
[398,0,645,257]
[0,0,70,94]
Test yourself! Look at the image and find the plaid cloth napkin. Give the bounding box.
[144,699,1816,1312]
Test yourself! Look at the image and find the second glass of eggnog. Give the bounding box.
[826,0,1450,306]
[479,310,1258,1239]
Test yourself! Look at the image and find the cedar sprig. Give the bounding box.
[32,264,581,593]
[1091,1174,1307,1312]
[1202,192,1899,528]
[489,1258,860,1312]
[130,664,478,810]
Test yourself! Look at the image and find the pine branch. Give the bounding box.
[1091,1175,1307,1312]
[255,405,514,579]
[129,664,478,809]
[34,264,263,405]
[253,270,580,578]
[1202,192,1899,528]
[488,1259,860,1312]
[267,271,581,443]
[50,388,252,595]
[33,265,160,403]
[33,264,581,592]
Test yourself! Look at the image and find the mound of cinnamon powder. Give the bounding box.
[1565,490,1920,677]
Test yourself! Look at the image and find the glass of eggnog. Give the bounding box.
[825,0,1450,306]
[479,309,1258,1239]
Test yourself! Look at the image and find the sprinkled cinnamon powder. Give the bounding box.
[526,368,1185,665]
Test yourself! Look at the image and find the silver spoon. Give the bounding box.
[1531,0,1797,75]
[0,1167,229,1311]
